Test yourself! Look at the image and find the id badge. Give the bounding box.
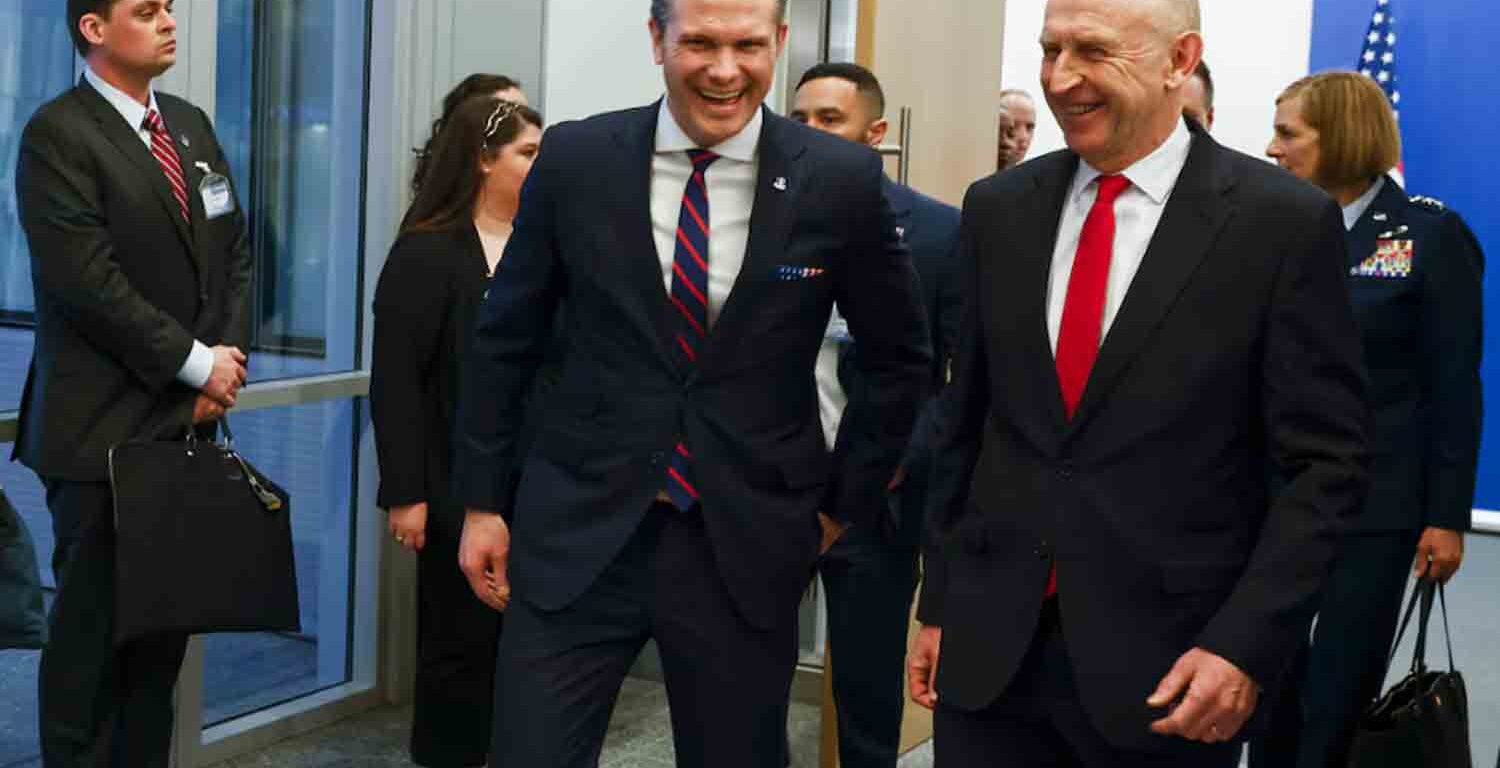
[198,170,235,220]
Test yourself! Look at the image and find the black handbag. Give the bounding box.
[0,484,48,650]
[108,417,299,645]
[1347,578,1471,768]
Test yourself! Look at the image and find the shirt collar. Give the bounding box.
[1342,176,1386,231]
[655,97,762,162]
[1070,117,1193,206]
[84,65,159,133]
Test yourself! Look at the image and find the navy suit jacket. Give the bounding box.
[451,103,931,629]
[1345,176,1484,533]
[837,179,960,543]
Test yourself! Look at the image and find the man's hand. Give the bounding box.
[204,345,248,406]
[908,625,942,709]
[818,512,849,555]
[459,509,511,612]
[1414,526,1464,583]
[389,502,428,553]
[1148,648,1259,743]
[191,394,226,424]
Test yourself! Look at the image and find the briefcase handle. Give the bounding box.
[1383,577,1457,680]
[214,416,284,514]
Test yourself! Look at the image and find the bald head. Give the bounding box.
[1147,0,1200,37]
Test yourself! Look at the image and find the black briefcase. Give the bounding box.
[0,484,47,650]
[1347,578,1471,768]
[108,418,299,645]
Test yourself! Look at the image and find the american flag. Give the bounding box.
[1359,0,1401,120]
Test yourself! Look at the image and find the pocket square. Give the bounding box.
[1351,239,1413,279]
[775,265,827,281]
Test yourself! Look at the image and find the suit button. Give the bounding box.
[199,291,209,303]
[1057,468,1073,480]
[649,452,665,467]
[1037,540,1051,559]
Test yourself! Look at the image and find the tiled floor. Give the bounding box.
[201,677,936,768]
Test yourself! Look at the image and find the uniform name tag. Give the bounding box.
[199,173,235,220]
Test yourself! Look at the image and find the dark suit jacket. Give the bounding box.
[1344,176,1483,533]
[370,223,490,524]
[836,178,960,544]
[12,78,251,480]
[451,103,931,629]
[919,125,1371,749]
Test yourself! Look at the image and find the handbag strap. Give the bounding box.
[1436,581,1457,672]
[1384,576,1428,678]
[1410,578,1435,676]
[218,415,236,445]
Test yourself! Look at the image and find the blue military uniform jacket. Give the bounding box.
[1345,175,1485,532]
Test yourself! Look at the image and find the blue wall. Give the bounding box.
[1312,0,1500,511]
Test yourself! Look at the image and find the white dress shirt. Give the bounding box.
[651,99,761,328]
[84,66,215,389]
[815,311,851,449]
[1342,176,1385,231]
[1046,118,1194,354]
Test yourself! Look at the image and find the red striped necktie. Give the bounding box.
[143,108,190,222]
[664,149,720,511]
[1046,173,1130,598]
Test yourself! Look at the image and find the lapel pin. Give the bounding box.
[1372,212,1388,222]
[193,161,211,174]
[772,177,788,192]
[179,134,191,149]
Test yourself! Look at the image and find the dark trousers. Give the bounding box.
[820,523,920,768]
[489,503,800,768]
[934,601,1241,768]
[39,479,189,768]
[411,501,503,767]
[1250,531,1419,768]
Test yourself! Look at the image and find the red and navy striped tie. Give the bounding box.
[665,149,719,511]
[143,108,190,222]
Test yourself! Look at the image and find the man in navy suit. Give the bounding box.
[449,1,931,765]
[790,62,960,768]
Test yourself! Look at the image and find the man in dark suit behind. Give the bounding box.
[906,0,1371,766]
[449,0,930,765]
[789,62,960,768]
[14,1,251,765]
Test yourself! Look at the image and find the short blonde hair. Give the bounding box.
[1277,71,1402,190]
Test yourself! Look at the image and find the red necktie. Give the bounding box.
[1046,173,1130,598]
[143,108,190,222]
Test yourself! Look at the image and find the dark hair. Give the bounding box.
[650,0,787,30]
[1192,60,1215,111]
[400,96,543,237]
[412,74,524,195]
[796,62,886,118]
[67,0,122,58]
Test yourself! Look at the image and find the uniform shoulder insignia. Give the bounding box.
[1409,195,1446,212]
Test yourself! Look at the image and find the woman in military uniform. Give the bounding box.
[1253,70,1485,768]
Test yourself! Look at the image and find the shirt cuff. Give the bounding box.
[176,340,214,389]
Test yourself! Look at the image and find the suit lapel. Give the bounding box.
[609,103,682,371]
[700,109,805,372]
[75,80,196,257]
[1015,153,1079,442]
[158,97,210,281]
[1348,175,1406,270]
[1064,129,1236,438]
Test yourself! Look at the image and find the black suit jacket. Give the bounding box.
[919,126,1371,749]
[370,224,490,522]
[12,78,251,480]
[451,103,931,629]
[836,178,960,544]
[1344,176,1483,533]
